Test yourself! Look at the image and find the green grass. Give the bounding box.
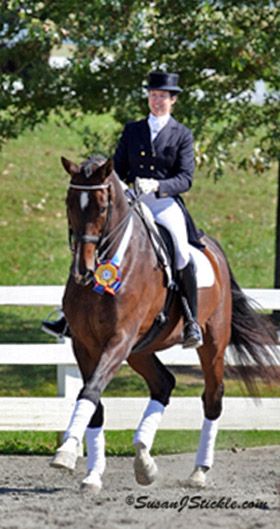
[0,113,279,454]
[0,112,277,287]
[187,165,277,288]
[0,430,279,456]
[106,430,280,457]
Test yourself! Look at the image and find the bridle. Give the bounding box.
[68,180,132,284]
[69,183,110,191]
[69,182,112,247]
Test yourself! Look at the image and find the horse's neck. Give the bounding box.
[111,172,130,219]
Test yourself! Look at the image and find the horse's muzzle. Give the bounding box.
[72,239,96,286]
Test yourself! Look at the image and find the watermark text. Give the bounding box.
[125,494,269,512]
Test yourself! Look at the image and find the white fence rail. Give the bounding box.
[0,286,279,432]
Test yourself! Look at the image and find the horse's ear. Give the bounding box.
[61,156,80,176]
[101,158,114,180]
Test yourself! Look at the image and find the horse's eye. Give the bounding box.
[99,206,107,214]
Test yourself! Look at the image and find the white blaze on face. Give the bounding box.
[80,191,89,210]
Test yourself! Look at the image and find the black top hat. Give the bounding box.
[146,71,182,93]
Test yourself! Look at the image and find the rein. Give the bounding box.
[97,211,132,261]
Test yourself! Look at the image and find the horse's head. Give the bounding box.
[62,155,115,286]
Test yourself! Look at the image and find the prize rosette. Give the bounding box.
[93,260,121,295]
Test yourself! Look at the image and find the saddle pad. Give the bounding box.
[190,245,215,288]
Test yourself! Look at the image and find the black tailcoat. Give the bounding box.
[114,116,194,197]
[114,116,203,247]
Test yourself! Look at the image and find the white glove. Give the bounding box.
[136,177,159,195]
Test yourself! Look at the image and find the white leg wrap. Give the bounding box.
[64,399,96,446]
[195,417,219,468]
[86,427,106,475]
[133,399,165,452]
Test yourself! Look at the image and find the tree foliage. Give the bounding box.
[1,0,279,174]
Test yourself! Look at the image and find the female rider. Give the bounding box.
[42,71,203,348]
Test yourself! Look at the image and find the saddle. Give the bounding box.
[133,199,214,289]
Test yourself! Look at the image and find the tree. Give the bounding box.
[0,0,149,143]
[1,1,280,292]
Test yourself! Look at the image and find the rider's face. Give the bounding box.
[148,90,177,117]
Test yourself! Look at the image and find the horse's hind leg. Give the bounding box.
[127,353,175,486]
[187,337,227,488]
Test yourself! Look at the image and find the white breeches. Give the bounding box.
[141,194,190,270]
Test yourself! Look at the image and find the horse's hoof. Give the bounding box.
[186,466,208,488]
[134,444,158,486]
[80,471,102,494]
[50,449,77,471]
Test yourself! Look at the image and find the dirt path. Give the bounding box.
[0,446,279,529]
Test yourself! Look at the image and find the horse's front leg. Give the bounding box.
[51,331,134,476]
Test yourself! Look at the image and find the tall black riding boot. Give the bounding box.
[178,260,203,348]
[42,311,71,339]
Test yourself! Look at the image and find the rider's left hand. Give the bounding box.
[136,177,159,195]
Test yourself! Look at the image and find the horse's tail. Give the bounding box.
[229,265,280,394]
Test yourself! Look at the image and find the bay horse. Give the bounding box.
[51,155,279,493]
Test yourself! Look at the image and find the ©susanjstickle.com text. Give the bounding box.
[125,494,269,512]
